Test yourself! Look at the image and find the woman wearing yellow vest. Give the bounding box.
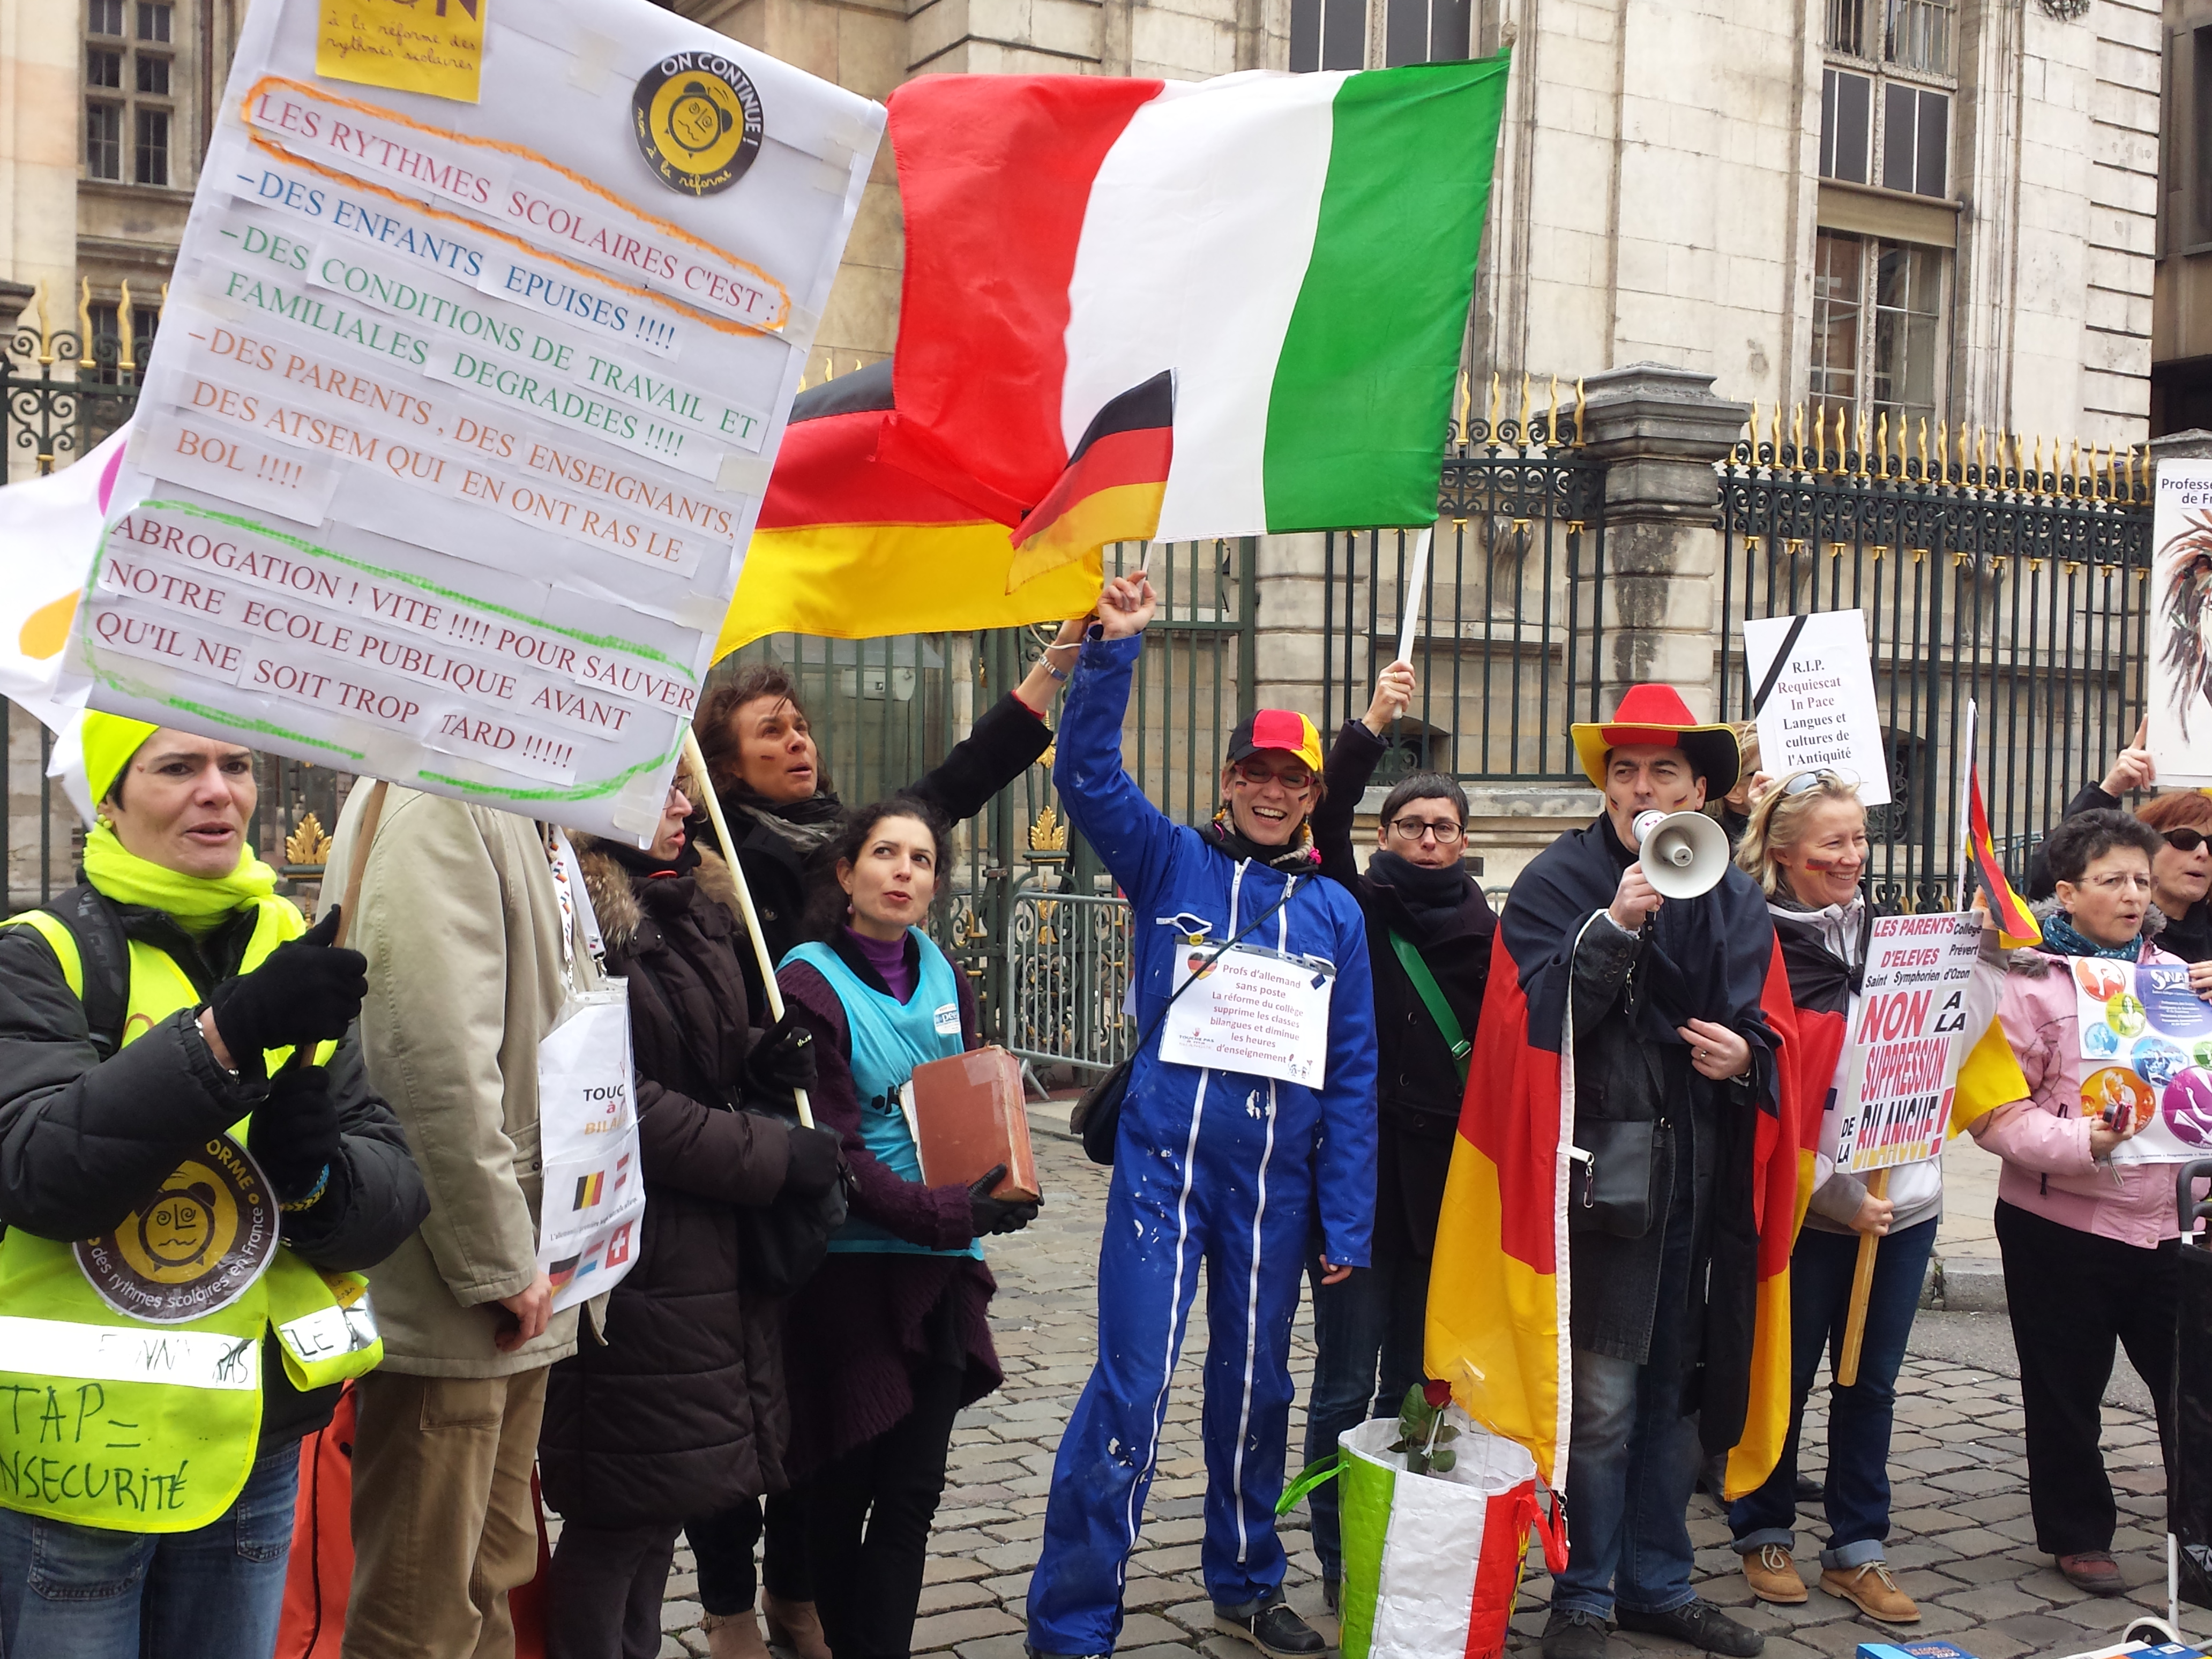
[0,714,428,1658]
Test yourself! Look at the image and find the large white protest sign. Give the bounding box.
[1742,610,1892,807]
[2149,459,2212,787]
[65,0,883,839]
[2061,952,2212,1164]
[1833,911,1981,1172]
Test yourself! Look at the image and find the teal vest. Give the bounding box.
[783,934,977,1259]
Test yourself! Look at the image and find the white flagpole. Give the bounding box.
[1395,525,1434,669]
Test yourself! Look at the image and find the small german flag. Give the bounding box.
[1006,371,1174,592]
[548,1254,582,1292]
[1966,752,2041,948]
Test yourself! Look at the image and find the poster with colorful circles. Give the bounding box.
[2072,959,2212,1161]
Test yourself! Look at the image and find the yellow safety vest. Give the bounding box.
[0,906,384,1533]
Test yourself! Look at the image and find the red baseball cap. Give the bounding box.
[1225,709,1324,774]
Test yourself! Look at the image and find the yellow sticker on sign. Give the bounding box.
[316,0,487,105]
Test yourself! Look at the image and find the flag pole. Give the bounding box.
[1835,1167,1888,1386]
[1395,525,1433,671]
[682,727,816,1130]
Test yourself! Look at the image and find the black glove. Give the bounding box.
[967,1163,1040,1238]
[782,1124,843,1198]
[207,906,368,1078]
[247,1064,343,1206]
[745,1013,817,1098]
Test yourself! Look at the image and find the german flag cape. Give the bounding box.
[1428,817,1800,1493]
[1769,907,1863,1232]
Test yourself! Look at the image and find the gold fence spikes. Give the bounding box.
[1791,402,1805,462]
[157,280,168,318]
[31,280,53,367]
[2031,434,2044,489]
[1918,416,1931,476]
[1974,425,1986,476]
[1875,412,1889,478]
[76,278,94,370]
[1856,410,1870,477]
[1546,372,1561,443]
[1574,377,1587,445]
[1489,371,1503,432]
[1747,400,1759,449]
[1518,371,1531,435]
[1454,370,1470,439]
[1770,399,1783,455]
[117,279,134,374]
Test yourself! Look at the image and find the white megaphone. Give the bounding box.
[1631,809,1730,900]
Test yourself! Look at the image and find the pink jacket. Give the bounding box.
[1970,937,2184,1251]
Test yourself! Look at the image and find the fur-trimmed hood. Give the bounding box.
[571,835,745,961]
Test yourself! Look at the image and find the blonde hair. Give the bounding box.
[1736,769,1864,897]
[1732,721,1761,780]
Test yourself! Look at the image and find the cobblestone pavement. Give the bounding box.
[654,1129,2179,1659]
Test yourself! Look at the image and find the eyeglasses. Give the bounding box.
[1231,760,1315,791]
[2164,828,2210,854]
[2081,872,2155,894]
[1388,816,1465,845]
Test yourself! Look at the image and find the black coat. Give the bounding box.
[0,889,428,1450]
[539,846,794,1528]
[705,692,1053,1010]
[2027,782,2212,960]
[1314,721,1494,1255]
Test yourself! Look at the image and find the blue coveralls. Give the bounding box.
[1026,634,1378,1656]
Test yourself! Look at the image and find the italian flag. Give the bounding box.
[883,59,1510,543]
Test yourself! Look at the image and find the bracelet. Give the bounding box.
[1043,660,1070,682]
[281,1164,331,1212]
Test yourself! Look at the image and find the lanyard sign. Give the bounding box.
[66,0,883,840]
[1157,943,1336,1088]
[536,988,646,1313]
[2071,956,2212,1164]
[1833,912,1980,1172]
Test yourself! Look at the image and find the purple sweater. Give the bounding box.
[774,947,1002,1475]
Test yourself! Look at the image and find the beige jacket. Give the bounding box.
[328,786,602,1377]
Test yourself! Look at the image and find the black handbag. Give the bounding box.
[1567,1118,1668,1238]
[1070,886,1299,1167]
[733,1105,851,1296]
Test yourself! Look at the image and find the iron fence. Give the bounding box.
[1315,393,1607,786]
[1715,421,2153,908]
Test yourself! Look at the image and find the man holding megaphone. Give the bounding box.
[1484,684,1792,1659]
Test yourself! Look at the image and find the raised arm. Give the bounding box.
[1313,663,1415,886]
[1052,572,1184,907]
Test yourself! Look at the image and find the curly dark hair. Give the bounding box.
[804,793,955,939]
[693,662,834,797]
[2043,808,2164,887]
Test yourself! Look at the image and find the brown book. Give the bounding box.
[904,1045,1042,1202]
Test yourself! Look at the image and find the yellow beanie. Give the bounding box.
[81,711,160,805]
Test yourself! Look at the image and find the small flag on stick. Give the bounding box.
[1961,703,2041,948]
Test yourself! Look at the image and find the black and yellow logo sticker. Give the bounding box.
[631,51,764,198]
[75,1137,277,1324]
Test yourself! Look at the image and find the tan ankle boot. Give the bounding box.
[701,1611,773,1659]
[761,1593,834,1659]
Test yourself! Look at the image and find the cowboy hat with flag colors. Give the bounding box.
[1568,683,1742,797]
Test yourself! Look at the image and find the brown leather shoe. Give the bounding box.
[702,1611,773,1659]
[762,1593,834,1659]
[1820,1563,1919,1625]
[1743,1544,1807,1604]
[2056,1551,2126,1597]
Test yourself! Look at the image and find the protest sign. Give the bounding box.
[66,0,883,839]
[535,987,646,1313]
[2149,459,2212,786]
[1742,610,1892,806]
[2069,955,2212,1164]
[1833,911,1981,1172]
[1157,945,1336,1088]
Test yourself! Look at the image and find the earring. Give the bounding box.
[95,812,112,829]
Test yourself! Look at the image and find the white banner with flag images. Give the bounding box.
[537,985,645,1313]
[1833,912,1981,1172]
[62,0,883,839]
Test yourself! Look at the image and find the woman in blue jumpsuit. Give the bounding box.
[1026,572,1379,1659]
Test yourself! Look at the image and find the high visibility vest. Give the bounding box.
[0,906,384,1533]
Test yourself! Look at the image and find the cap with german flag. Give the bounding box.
[1225,709,1324,775]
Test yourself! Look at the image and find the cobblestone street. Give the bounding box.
[655,1126,2180,1659]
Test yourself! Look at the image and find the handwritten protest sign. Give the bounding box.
[1742,610,1892,806]
[68,0,883,839]
[1158,945,1335,1088]
[2068,955,2212,1163]
[1834,911,1980,1172]
[2149,459,2212,787]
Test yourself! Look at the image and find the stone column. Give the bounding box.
[1575,361,1752,720]
[2150,429,2212,470]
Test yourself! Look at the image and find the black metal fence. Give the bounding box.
[1314,391,1608,787]
[1715,422,2152,907]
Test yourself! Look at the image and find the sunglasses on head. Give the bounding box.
[1778,768,1849,797]
[2164,827,2210,854]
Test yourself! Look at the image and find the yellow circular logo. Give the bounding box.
[631,52,763,198]
[76,1137,277,1324]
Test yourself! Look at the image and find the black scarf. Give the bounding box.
[1204,811,1320,872]
[713,780,846,858]
[1366,849,1472,931]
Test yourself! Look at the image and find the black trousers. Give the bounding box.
[686,1491,813,1617]
[801,1363,966,1659]
[1997,1198,2178,1555]
[545,1520,679,1659]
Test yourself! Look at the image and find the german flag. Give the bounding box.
[1006,372,1174,592]
[713,361,1107,657]
[1428,818,1801,1498]
[1967,752,2041,948]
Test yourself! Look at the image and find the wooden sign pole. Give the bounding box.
[1835,1166,1890,1387]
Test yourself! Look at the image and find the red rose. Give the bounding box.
[1423,1379,1452,1409]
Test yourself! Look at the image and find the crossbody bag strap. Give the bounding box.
[1388,929,1471,1086]
[1130,883,1299,1055]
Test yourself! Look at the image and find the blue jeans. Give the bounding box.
[1552,1183,1702,1620]
[1729,1216,1935,1568]
[0,1439,299,1659]
[1302,1239,1429,1581]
